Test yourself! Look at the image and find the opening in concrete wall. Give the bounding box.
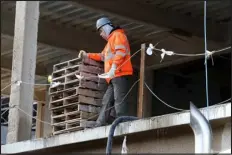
[1,96,37,144]
[151,52,231,116]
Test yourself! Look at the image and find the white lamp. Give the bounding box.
[146,47,153,55]
[146,43,155,55]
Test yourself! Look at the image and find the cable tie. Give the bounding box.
[160,49,174,62]
[16,81,22,86]
[75,74,84,80]
[206,50,214,59]
[149,43,154,49]
[50,82,61,88]
[205,50,215,66]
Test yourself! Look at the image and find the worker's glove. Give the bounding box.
[47,75,52,83]
[98,64,117,79]
[78,50,87,59]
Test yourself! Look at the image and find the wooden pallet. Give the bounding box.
[52,56,103,71]
[52,70,106,85]
[49,78,106,94]
[50,57,104,135]
[82,56,104,68]
[51,103,101,117]
[50,87,104,102]
[52,64,104,79]
[52,119,96,135]
[51,111,97,124]
[49,94,102,109]
[53,58,82,72]
[53,59,104,75]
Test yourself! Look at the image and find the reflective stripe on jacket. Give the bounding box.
[88,29,133,83]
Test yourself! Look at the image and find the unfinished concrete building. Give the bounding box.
[1,1,231,154]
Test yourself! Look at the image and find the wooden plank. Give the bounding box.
[79,64,104,75]
[49,84,65,94]
[82,56,104,68]
[53,61,69,72]
[49,101,101,112]
[64,95,102,107]
[137,43,146,118]
[35,91,46,138]
[52,120,96,135]
[52,118,96,131]
[49,86,105,99]
[35,102,44,138]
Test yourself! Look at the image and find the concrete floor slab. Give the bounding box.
[1,103,231,154]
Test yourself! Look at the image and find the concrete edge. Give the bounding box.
[1,103,231,153]
[218,149,231,154]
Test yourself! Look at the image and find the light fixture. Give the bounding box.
[146,43,154,55]
[146,47,153,55]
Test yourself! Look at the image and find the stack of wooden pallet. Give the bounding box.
[49,57,106,135]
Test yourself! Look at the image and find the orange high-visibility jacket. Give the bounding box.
[88,29,133,83]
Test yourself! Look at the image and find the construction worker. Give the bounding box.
[78,17,133,127]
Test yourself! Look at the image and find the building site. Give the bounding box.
[1,1,231,154]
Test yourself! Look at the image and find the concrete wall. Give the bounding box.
[27,119,230,154]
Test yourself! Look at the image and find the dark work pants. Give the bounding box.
[96,76,130,126]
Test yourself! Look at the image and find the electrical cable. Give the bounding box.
[2,45,229,91]
[116,49,141,71]
[0,49,142,87]
[1,48,142,127]
[1,42,230,129]
[1,79,140,127]
[152,45,231,57]
[204,0,209,108]
[78,79,140,123]
[2,80,231,127]
[1,82,15,92]
[16,106,52,125]
[144,82,187,111]
[145,82,231,111]
[21,81,52,86]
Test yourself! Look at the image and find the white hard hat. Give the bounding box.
[96,17,112,31]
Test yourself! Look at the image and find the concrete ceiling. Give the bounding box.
[76,0,231,42]
[1,34,75,95]
[1,67,47,97]
[1,1,169,51]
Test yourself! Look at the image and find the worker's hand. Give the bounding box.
[98,64,116,79]
[78,50,87,59]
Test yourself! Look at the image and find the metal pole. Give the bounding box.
[190,102,212,153]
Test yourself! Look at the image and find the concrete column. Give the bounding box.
[7,1,39,143]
